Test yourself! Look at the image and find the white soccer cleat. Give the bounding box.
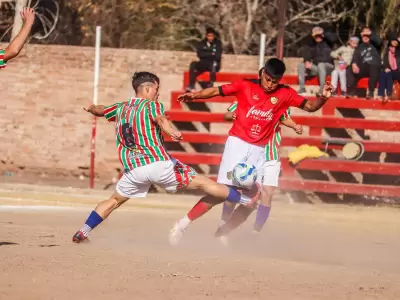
[169,222,185,246]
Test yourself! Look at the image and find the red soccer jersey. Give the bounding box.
[219,80,305,146]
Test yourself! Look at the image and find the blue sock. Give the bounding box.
[221,202,236,224]
[226,187,241,203]
[253,204,271,232]
[80,211,103,236]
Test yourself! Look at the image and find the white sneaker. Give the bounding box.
[169,222,185,246]
[217,235,229,247]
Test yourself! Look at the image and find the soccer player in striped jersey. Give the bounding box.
[0,7,35,70]
[72,72,259,243]
[216,103,302,242]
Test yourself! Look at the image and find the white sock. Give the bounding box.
[80,224,92,237]
[177,216,191,230]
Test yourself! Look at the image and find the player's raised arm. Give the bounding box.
[290,82,333,112]
[177,87,220,102]
[4,8,35,62]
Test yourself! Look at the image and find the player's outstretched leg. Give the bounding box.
[215,203,256,238]
[72,192,129,243]
[169,174,260,246]
[214,185,273,238]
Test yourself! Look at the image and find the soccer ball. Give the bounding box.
[232,162,257,188]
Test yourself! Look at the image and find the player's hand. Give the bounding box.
[21,7,36,26]
[294,124,303,135]
[321,81,333,98]
[305,61,312,69]
[232,112,237,120]
[385,68,391,73]
[83,104,94,113]
[170,131,183,142]
[177,93,195,102]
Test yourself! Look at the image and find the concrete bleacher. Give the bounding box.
[166,71,400,202]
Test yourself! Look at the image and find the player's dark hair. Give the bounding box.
[263,58,286,79]
[132,72,160,92]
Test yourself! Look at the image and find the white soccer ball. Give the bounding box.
[232,162,257,188]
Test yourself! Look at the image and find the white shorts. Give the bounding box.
[217,136,266,186]
[116,159,196,198]
[263,160,281,187]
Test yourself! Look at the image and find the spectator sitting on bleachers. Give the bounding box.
[346,27,382,99]
[297,26,336,96]
[378,35,400,102]
[330,36,359,96]
[185,27,222,92]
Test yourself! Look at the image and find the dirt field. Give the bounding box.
[0,184,400,300]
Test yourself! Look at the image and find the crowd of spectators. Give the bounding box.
[298,26,400,101]
[186,26,400,102]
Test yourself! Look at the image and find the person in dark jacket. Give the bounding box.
[186,27,222,92]
[378,35,400,101]
[297,27,336,95]
[346,27,382,99]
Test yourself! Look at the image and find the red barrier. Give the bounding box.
[163,131,400,153]
[171,92,400,109]
[166,110,400,131]
[169,151,400,176]
[205,175,400,198]
[183,72,371,89]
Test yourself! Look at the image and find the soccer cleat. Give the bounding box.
[217,235,229,247]
[241,183,261,208]
[168,222,185,246]
[72,231,87,243]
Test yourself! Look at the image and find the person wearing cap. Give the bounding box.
[297,26,337,95]
[330,37,359,96]
[185,27,222,92]
[378,34,400,101]
[347,27,382,99]
[174,58,333,244]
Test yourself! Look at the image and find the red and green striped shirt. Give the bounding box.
[227,102,290,161]
[104,98,170,170]
[0,49,6,69]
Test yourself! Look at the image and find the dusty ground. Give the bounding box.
[0,184,400,300]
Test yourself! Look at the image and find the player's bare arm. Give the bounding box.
[4,8,35,62]
[281,118,303,135]
[178,87,220,102]
[84,104,106,117]
[299,82,333,112]
[155,116,182,141]
[224,111,234,121]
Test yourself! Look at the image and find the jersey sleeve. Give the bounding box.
[0,49,6,69]
[104,102,124,122]
[149,101,165,122]
[218,80,245,97]
[280,108,291,121]
[227,102,238,112]
[288,89,306,107]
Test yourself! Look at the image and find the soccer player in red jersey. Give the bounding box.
[0,7,35,70]
[217,103,302,245]
[72,72,259,243]
[169,58,332,245]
